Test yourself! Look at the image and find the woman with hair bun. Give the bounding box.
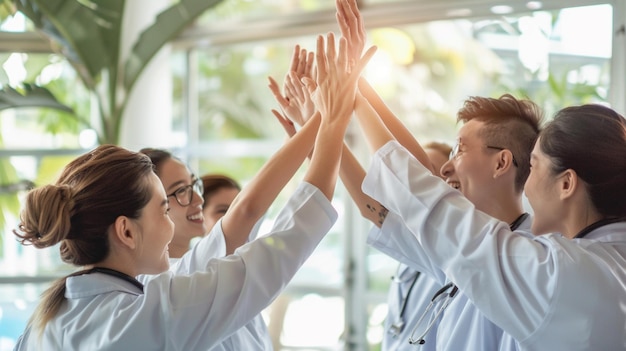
[13,31,376,351]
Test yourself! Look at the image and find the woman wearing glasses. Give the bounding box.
[139,149,209,260]
[13,34,376,350]
[139,148,275,350]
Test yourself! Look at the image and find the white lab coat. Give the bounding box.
[362,141,626,351]
[14,182,336,351]
[373,211,533,351]
[159,216,273,351]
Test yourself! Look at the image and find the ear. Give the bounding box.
[112,216,138,250]
[493,150,515,179]
[558,169,578,200]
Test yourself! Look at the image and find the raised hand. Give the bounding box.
[307,32,376,129]
[268,45,316,135]
[288,44,314,82]
[336,0,366,66]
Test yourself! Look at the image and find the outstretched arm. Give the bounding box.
[221,51,322,255]
[222,34,375,254]
[336,0,433,171]
[304,33,377,199]
[221,111,321,254]
[270,40,385,226]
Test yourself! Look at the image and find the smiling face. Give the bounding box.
[524,139,564,235]
[133,172,175,275]
[440,120,504,212]
[157,158,205,257]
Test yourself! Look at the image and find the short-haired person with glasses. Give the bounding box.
[402,95,541,349]
[333,1,543,349]
[362,94,541,351]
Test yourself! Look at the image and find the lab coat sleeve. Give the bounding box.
[368,211,448,285]
[172,225,228,274]
[146,181,337,350]
[362,141,558,341]
[153,212,265,276]
[248,215,265,241]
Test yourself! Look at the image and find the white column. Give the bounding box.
[118,0,173,151]
[610,0,626,115]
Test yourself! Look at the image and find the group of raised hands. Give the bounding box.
[268,0,377,140]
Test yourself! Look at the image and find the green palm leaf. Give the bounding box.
[0,84,74,113]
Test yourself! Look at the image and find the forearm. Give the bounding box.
[339,143,386,227]
[303,120,346,200]
[222,113,321,254]
[354,93,396,153]
[358,78,434,173]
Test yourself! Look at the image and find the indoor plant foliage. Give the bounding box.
[0,0,224,144]
[0,0,222,249]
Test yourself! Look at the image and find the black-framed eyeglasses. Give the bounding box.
[408,282,459,346]
[449,143,518,168]
[167,177,204,207]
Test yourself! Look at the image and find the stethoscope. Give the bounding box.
[388,265,421,336]
[401,212,530,345]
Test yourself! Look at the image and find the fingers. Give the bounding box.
[345,0,364,35]
[350,45,377,81]
[304,51,315,78]
[271,109,297,137]
[288,44,301,73]
[297,49,308,77]
[302,77,317,95]
[326,32,337,69]
[288,72,306,101]
[271,109,293,126]
[315,35,328,81]
[338,36,350,73]
[267,76,289,107]
[284,74,298,100]
[336,0,350,38]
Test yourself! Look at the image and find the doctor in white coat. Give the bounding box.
[137,150,270,350]
[333,1,544,350]
[353,82,626,351]
[12,34,377,351]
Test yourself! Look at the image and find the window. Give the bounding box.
[0,1,619,350]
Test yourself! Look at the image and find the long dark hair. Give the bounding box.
[540,104,626,217]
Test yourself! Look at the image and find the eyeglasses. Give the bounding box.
[167,178,204,207]
[449,143,518,168]
[408,282,459,345]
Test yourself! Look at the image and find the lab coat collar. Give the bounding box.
[577,221,626,242]
[65,272,144,299]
